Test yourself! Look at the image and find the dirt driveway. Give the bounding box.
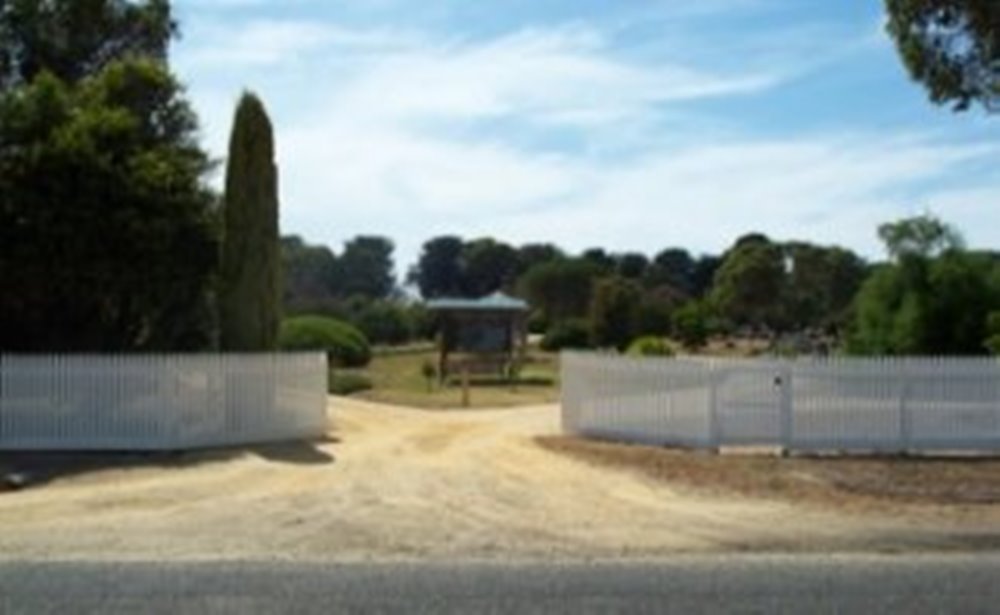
[0,398,997,562]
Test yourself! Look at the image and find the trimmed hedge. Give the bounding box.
[279,315,372,367]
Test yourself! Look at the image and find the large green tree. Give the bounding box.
[589,276,642,351]
[0,0,174,92]
[518,258,603,324]
[848,215,1000,355]
[335,235,395,299]
[0,7,218,351]
[409,235,465,298]
[710,236,788,331]
[219,92,281,351]
[886,0,1000,111]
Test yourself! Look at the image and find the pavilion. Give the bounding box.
[425,292,529,382]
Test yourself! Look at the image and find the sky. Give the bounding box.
[171,0,1000,274]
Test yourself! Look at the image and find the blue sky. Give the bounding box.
[172,0,1000,272]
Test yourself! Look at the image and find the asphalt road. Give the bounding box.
[1,555,999,614]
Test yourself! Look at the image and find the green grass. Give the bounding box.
[337,348,560,409]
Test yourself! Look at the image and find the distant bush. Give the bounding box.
[279,315,372,367]
[355,301,414,345]
[329,371,373,396]
[541,319,592,351]
[627,336,676,357]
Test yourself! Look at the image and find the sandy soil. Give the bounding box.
[1,398,997,562]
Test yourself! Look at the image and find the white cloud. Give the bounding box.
[173,11,1000,271]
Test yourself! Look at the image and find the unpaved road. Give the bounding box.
[0,398,996,561]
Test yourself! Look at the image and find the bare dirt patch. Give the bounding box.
[1,399,998,562]
[536,437,1000,509]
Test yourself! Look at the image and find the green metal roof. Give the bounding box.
[426,292,529,312]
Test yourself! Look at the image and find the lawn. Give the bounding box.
[337,347,560,409]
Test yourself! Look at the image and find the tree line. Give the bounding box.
[280,214,1000,357]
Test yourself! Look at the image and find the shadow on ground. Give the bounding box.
[0,437,336,492]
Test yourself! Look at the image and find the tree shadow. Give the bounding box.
[0,437,336,492]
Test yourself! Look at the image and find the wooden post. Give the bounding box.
[461,362,471,408]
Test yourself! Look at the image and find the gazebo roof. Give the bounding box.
[426,292,529,312]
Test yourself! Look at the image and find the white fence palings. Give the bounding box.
[561,352,1000,454]
[0,353,329,451]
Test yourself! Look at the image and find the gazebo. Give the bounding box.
[426,292,529,383]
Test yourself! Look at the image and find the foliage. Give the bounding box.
[784,243,867,331]
[540,319,592,351]
[710,237,787,331]
[877,215,964,261]
[637,294,678,337]
[615,252,649,280]
[885,0,1000,111]
[519,258,603,323]
[281,235,338,313]
[672,301,711,350]
[460,238,519,297]
[0,60,218,351]
[0,0,174,92]
[408,235,465,298]
[627,336,676,357]
[354,300,415,345]
[335,235,395,299]
[219,92,281,351]
[515,243,564,276]
[984,312,1000,355]
[329,371,373,396]
[644,248,695,295]
[589,276,642,351]
[278,316,372,367]
[848,217,1000,355]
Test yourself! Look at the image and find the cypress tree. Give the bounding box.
[220,92,281,350]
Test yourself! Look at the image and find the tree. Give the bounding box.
[0,61,218,351]
[219,92,281,351]
[336,235,395,299]
[710,237,787,332]
[877,214,964,261]
[590,276,642,351]
[848,216,1000,355]
[615,252,649,280]
[281,235,338,313]
[784,242,867,332]
[672,301,711,350]
[518,258,603,324]
[581,247,616,274]
[0,0,174,92]
[461,238,519,297]
[690,255,722,298]
[644,248,695,294]
[885,0,1000,111]
[515,242,564,276]
[409,235,464,298]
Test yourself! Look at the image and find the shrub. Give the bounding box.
[541,319,592,351]
[627,336,676,357]
[279,315,372,367]
[329,371,373,395]
[355,301,414,345]
[673,301,710,350]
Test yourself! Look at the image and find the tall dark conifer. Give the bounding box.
[220,92,281,350]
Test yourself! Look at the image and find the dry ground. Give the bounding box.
[1,399,999,562]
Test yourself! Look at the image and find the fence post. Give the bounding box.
[779,362,793,456]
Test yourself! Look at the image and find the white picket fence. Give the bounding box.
[561,352,1000,453]
[0,353,329,451]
